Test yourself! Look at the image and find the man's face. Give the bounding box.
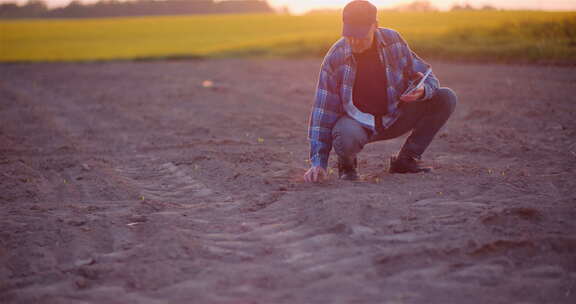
[346,23,377,54]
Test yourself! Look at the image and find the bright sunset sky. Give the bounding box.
[270,0,576,14]
[3,0,576,14]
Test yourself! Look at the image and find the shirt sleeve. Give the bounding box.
[308,53,343,169]
[398,33,440,101]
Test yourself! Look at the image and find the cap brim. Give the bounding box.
[342,24,371,38]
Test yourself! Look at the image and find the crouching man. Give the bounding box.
[304,0,457,183]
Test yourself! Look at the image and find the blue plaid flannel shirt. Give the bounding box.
[308,27,440,169]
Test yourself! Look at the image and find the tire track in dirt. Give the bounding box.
[0,79,169,302]
[108,152,556,304]
[2,61,576,303]
[105,153,412,303]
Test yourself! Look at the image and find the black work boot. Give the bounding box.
[389,154,432,174]
[338,156,359,181]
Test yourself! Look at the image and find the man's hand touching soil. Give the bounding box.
[304,166,327,183]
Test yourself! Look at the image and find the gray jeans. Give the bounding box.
[332,87,457,160]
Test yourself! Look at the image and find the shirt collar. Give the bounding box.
[343,28,388,60]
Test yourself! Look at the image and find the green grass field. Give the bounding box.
[1,11,575,63]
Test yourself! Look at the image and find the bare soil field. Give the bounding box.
[1,59,575,304]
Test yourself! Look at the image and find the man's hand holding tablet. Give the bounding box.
[400,69,431,103]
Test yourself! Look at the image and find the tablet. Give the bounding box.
[401,69,432,97]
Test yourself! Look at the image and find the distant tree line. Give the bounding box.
[0,0,274,19]
[450,2,497,11]
[388,1,497,12]
[307,1,498,14]
[392,0,438,12]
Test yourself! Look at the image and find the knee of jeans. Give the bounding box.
[436,87,457,113]
[332,120,366,157]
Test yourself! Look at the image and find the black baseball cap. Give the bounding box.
[342,1,377,38]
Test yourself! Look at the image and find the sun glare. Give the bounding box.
[1,0,575,13]
[268,0,576,14]
[269,0,405,14]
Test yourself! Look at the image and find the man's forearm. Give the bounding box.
[310,140,330,169]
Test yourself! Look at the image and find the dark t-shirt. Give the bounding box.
[352,39,389,116]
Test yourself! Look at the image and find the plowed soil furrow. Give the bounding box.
[1,59,576,304]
